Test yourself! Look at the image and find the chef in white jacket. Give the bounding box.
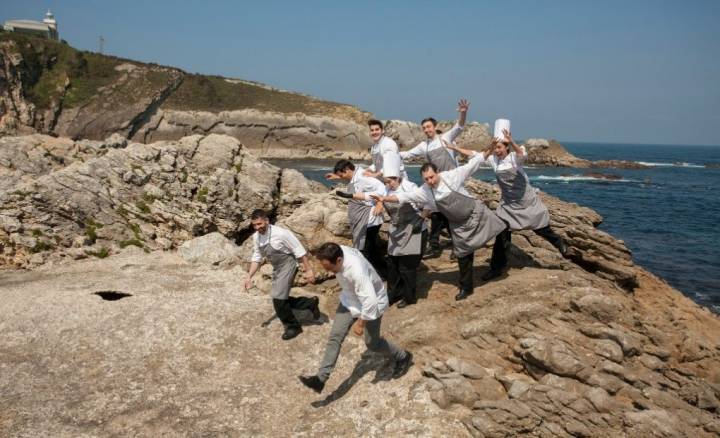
[374,147,508,301]
[298,243,413,394]
[399,99,469,258]
[381,152,428,308]
[363,119,407,180]
[326,159,388,277]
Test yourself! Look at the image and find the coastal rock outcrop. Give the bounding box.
[1,133,719,436]
[0,133,325,268]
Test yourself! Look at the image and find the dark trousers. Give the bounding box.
[534,226,564,249]
[273,296,316,329]
[362,225,387,278]
[429,212,452,250]
[458,252,474,292]
[487,225,563,273]
[387,230,427,304]
[489,228,511,272]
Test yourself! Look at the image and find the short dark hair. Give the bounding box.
[367,119,384,129]
[250,209,269,220]
[315,242,343,263]
[333,159,355,174]
[421,117,437,127]
[420,162,438,174]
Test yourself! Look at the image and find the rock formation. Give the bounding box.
[1,132,719,436]
[1,34,650,169]
[0,133,326,268]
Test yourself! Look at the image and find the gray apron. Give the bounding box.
[385,200,424,256]
[495,166,550,230]
[258,227,298,300]
[371,147,383,178]
[347,181,372,250]
[426,139,457,172]
[431,180,506,258]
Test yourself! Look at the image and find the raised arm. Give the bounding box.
[399,141,426,160]
[503,129,524,157]
[457,98,469,128]
[451,151,487,182]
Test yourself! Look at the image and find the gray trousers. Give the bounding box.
[317,303,406,382]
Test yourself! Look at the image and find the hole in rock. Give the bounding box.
[94,290,132,301]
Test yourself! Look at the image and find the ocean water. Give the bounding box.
[272,142,720,313]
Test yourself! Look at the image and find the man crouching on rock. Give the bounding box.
[298,242,413,394]
[243,209,320,340]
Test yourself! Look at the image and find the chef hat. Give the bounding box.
[383,152,402,178]
[493,119,511,142]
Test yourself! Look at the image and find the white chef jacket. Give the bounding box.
[350,167,386,227]
[483,146,527,172]
[369,136,407,177]
[399,123,464,166]
[251,224,307,263]
[396,151,485,210]
[337,245,388,321]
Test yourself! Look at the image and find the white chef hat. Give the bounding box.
[494,119,511,142]
[383,152,402,178]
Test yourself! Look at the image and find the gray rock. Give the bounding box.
[179,232,241,265]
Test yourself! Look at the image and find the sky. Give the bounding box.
[2,0,719,145]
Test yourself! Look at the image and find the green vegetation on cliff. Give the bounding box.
[163,74,363,121]
[1,33,123,109]
[1,33,365,122]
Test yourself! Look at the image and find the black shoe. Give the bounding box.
[397,299,415,309]
[393,352,414,379]
[424,247,441,259]
[310,296,321,320]
[481,269,503,282]
[281,326,302,340]
[298,375,325,394]
[455,289,473,301]
[557,239,568,257]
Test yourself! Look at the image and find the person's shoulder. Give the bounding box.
[401,179,419,191]
[381,136,398,148]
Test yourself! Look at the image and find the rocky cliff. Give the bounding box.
[1,133,718,436]
[1,34,648,169]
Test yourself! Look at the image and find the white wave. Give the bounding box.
[533,175,637,183]
[638,161,704,168]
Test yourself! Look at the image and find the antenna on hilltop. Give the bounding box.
[99,36,105,54]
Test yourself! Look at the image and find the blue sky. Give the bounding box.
[3,0,719,145]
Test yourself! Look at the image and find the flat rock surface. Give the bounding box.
[0,249,465,437]
[2,241,719,436]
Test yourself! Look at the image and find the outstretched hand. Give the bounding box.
[325,172,341,181]
[368,193,384,202]
[457,99,470,113]
[502,128,514,144]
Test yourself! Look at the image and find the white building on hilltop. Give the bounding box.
[3,10,59,41]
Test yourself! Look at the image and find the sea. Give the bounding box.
[271,142,720,313]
